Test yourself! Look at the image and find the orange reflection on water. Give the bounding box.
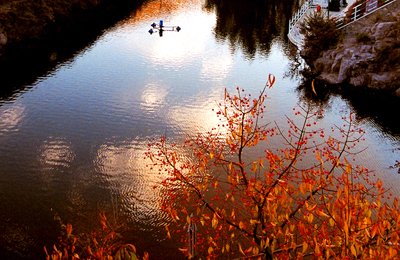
[126,0,204,24]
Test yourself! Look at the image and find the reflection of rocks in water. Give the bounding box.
[284,45,307,81]
[338,86,400,136]
[295,79,336,108]
[204,0,296,59]
[295,79,400,136]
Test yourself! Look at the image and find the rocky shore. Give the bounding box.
[302,0,400,96]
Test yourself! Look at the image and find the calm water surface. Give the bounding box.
[0,0,399,258]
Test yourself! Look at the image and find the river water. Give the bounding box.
[0,0,399,258]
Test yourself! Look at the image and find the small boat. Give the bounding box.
[149,20,181,36]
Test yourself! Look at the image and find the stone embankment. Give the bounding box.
[305,1,400,96]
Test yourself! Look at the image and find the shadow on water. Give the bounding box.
[295,76,400,137]
[204,0,298,60]
[0,0,145,104]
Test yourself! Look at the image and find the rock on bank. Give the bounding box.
[306,1,400,96]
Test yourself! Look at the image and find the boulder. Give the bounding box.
[349,74,368,87]
[0,31,7,46]
[372,22,396,40]
[338,58,355,83]
[396,87,400,97]
[314,57,334,72]
[353,52,374,61]
[318,72,340,84]
[370,73,394,89]
[310,23,400,91]
[331,58,341,72]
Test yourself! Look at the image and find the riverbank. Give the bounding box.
[301,0,400,96]
[0,0,143,61]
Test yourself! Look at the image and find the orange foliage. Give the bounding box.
[146,74,400,259]
[44,213,144,260]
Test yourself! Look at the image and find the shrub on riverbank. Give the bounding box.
[299,11,342,62]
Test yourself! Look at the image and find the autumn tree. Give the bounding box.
[146,75,400,259]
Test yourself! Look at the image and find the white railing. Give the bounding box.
[288,0,398,48]
[289,0,314,32]
[335,0,396,29]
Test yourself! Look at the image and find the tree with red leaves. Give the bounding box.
[147,75,400,259]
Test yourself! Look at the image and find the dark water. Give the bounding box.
[0,0,399,259]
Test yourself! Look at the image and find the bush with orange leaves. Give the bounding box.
[146,75,400,259]
[44,212,149,260]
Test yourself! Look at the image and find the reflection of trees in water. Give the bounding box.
[204,0,297,59]
[296,79,400,137]
[339,87,400,137]
[295,77,337,108]
[283,45,305,81]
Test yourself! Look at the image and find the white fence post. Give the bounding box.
[354,4,357,20]
[289,0,314,33]
[337,0,396,29]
